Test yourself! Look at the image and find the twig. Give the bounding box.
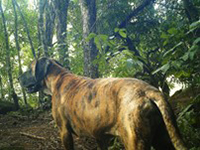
[20,132,46,140]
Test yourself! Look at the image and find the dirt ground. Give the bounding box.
[0,111,98,150]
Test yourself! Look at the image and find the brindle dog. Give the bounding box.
[19,57,187,150]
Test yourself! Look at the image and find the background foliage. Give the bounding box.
[0,0,200,149]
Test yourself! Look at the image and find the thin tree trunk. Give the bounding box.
[53,0,69,68]
[45,1,55,50]
[38,0,47,106]
[37,20,42,57]
[0,0,19,110]
[37,0,42,57]
[13,0,36,58]
[80,0,99,78]
[38,0,55,106]
[38,0,49,56]
[12,0,27,106]
[0,76,4,100]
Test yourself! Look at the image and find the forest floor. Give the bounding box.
[0,110,98,150]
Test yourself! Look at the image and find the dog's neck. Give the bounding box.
[43,63,72,95]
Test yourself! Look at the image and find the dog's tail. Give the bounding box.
[146,90,187,150]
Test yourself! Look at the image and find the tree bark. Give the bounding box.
[45,1,55,50]
[0,76,4,100]
[12,0,27,106]
[80,0,99,78]
[53,0,70,68]
[0,0,19,110]
[13,0,36,58]
[38,0,49,56]
[38,0,54,106]
[38,0,55,57]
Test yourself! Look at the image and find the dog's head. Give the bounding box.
[18,57,51,93]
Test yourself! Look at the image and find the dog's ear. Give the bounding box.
[35,57,50,81]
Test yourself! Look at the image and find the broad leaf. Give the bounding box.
[119,29,127,38]
[114,28,119,33]
[164,42,183,57]
[161,32,168,39]
[153,63,170,75]
[189,20,200,30]
[181,52,189,61]
[193,37,200,45]
[167,27,178,35]
[86,33,96,42]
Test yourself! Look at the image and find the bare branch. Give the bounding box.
[118,0,155,28]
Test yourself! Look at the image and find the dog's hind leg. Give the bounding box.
[118,99,157,150]
[118,120,151,150]
[60,124,74,150]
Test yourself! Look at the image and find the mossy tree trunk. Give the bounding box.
[0,0,19,110]
[0,76,4,100]
[80,0,99,78]
[53,0,70,68]
[12,0,27,106]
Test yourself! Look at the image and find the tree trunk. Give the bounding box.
[38,0,49,56]
[80,0,99,78]
[38,0,55,57]
[38,1,55,106]
[12,0,27,106]
[13,0,36,58]
[0,76,4,100]
[45,1,55,50]
[53,0,70,68]
[0,0,19,110]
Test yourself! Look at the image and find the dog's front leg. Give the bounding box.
[60,126,74,150]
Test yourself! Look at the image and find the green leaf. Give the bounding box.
[189,51,196,60]
[119,29,127,38]
[188,45,198,60]
[94,36,102,52]
[172,60,182,68]
[163,40,169,46]
[193,37,200,45]
[189,20,200,30]
[114,28,119,33]
[189,45,198,51]
[177,104,193,121]
[181,52,189,61]
[163,42,183,57]
[135,60,143,69]
[152,63,170,75]
[99,34,108,41]
[86,33,96,42]
[123,50,133,57]
[179,70,190,77]
[167,27,178,35]
[160,32,168,39]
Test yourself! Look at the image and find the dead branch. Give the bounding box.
[20,132,46,140]
[118,0,155,28]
